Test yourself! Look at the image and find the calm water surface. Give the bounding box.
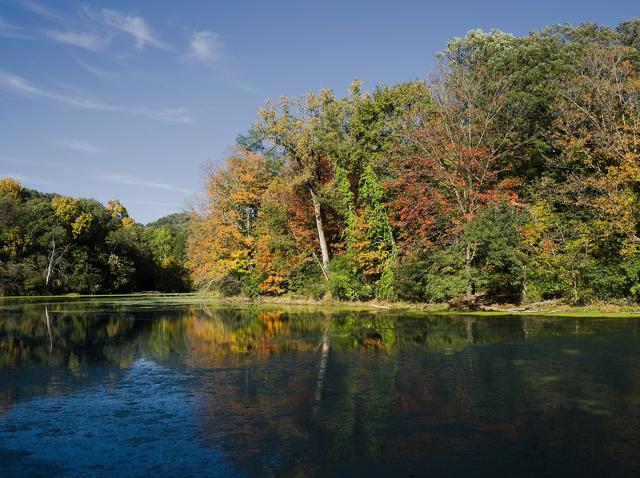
[1,296,640,477]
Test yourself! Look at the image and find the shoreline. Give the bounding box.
[3,292,640,318]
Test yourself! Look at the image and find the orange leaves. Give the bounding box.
[386,51,519,259]
[205,149,270,208]
[259,311,286,334]
[252,178,314,295]
[259,275,286,295]
[187,149,271,288]
[187,215,253,285]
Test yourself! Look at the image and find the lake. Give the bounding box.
[1,296,640,477]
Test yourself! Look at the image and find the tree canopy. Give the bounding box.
[4,18,640,305]
[0,182,191,295]
[188,18,640,305]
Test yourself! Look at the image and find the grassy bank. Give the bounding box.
[4,292,640,318]
[211,295,640,318]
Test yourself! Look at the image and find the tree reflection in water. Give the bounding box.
[1,298,640,476]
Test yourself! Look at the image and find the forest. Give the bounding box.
[0,179,190,295]
[2,19,640,305]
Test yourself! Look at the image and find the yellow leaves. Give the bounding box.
[121,217,135,228]
[51,196,98,238]
[107,199,127,217]
[518,201,561,264]
[51,195,80,223]
[107,199,135,227]
[526,202,553,235]
[348,78,362,97]
[0,226,26,256]
[0,177,22,199]
[305,91,316,109]
[106,199,139,229]
[620,239,640,258]
[230,249,246,259]
[71,212,94,238]
[342,214,392,281]
[187,214,255,285]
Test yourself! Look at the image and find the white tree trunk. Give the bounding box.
[45,239,56,287]
[309,187,330,279]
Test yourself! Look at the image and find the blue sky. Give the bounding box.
[0,0,637,223]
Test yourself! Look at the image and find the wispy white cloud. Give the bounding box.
[46,30,109,52]
[0,70,194,124]
[57,139,108,154]
[184,30,259,94]
[75,58,113,79]
[135,107,193,123]
[188,30,221,63]
[97,9,169,50]
[0,156,42,166]
[126,199,186,208]
[0,16,31,39]
[0,172,52,186]
[219,71,262,95]
[104,174,193,194]
[15,0,64,23]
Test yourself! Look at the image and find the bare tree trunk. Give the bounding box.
[45,238,56,287]
[309,187,330,279]
[465,242,473,298]
[44,238,70,290]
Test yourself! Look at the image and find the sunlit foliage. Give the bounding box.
[0,178,191,295]
[188,18,640,305]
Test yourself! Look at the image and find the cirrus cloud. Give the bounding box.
[57,139,108,154]
[99,9,169,50]
[0,70,193,124]
[103,174,193,194]
[188,30,221,63]
[0,16,31,39]
[46,30,109,51]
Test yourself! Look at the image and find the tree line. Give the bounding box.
[187,19,640,304]
[0,177,190,295]
[3,19,639,303]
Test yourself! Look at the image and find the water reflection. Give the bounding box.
[1,299,640,476]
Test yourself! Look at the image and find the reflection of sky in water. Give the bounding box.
[0,359,238,478]
[2,300,640,476]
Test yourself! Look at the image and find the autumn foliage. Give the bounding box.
[185,19,640,304]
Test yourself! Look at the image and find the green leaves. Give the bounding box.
[0,180,191,295]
